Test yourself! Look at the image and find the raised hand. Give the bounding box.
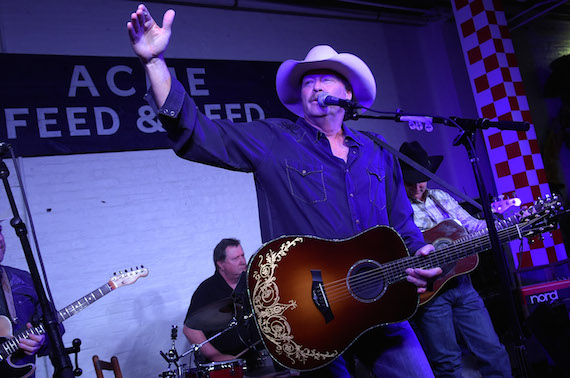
[127,4,175,64]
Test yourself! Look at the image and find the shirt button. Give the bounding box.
[352,150,357,154]
[170,110,175,116]
[345,169,349,173]
[349,193,354,197]
[301,170,307,175]
[355,219,360,224]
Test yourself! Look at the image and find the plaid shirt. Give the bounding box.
[409,188,486,233]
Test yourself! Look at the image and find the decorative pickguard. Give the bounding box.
[250,237,338,365]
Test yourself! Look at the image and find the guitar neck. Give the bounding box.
[0,283,114,360]
[57,283,114,322]
[387,221,526,284]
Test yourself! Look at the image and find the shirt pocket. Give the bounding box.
[285,159,327,204]
[368,165,387,210]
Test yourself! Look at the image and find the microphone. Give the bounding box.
[449,117,530,132]
[0,142,11,156]
[317,93,361,109]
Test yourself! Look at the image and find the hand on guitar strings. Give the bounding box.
[18,323,46,356]
[405,244,443,294]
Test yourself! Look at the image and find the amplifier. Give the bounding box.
[519,279,570,318]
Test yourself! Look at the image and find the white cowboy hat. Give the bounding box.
[276,45,377,117]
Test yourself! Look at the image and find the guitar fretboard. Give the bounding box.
[0,283,113,359]
[0,323,45,360]
[385,219,531,284]
[57,283,113,322]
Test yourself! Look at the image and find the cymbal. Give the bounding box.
[185,297,235,330]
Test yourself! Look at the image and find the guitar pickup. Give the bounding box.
[311,270,334,323]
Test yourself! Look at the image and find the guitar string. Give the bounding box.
[320,219,538,304]
[311,203,551,304]
[322,226,522,303]
[322,212,537,296]
[326,214,546,304]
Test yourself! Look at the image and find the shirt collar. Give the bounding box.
[297,118,363,147]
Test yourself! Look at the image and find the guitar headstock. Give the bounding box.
[517,194,564,238]
[491,197,522,215]
[109,266,149,289]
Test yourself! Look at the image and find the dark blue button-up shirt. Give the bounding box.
[150,79,424,253]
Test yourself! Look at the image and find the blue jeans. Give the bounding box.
[302,321,434,377]
[413,276,512,378]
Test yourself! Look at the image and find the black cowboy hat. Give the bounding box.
[399,141,443,184]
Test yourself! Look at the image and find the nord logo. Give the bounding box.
[529,290,559,304]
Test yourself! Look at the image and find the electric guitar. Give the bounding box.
[0,266,149,378]
[246,196,562,371]
[419,197,522,305]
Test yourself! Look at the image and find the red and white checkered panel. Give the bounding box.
[452,0,567,268]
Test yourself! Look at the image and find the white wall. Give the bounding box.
[0,1,481,376]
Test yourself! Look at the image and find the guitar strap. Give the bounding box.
[1,267,18,324]
[359,130,482,211]
[427,192,451,219]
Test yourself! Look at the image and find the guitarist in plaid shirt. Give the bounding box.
[399,141,512,378]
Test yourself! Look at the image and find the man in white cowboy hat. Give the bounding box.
[399,141,512,377]
[128,4,442,377]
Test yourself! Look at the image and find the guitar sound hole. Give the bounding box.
[432,237,453,250]
[347,260,385,303]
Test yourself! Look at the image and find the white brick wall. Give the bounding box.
[1,150,261,376]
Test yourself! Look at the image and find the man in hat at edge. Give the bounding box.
[128,4,443,377]
[399,141,512,377]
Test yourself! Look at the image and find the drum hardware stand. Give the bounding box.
[159,325,185,377]
[180,317,240,360]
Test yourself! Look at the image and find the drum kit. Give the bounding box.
[159,274,294,378]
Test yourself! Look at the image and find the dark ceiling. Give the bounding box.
[146,0,570,28]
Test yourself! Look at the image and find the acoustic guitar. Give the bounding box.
[246,196,561,371]
[0,266,148,378]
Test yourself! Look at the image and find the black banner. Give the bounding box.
[0,53,292,157]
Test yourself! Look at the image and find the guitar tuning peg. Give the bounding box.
[113,272,117,276]
[498,194,505,200]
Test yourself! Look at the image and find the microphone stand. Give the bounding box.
[351,107,531,376]
[452,126,529,378]
[0,147,75,378]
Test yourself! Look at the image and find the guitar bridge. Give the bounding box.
[311,270,334,323]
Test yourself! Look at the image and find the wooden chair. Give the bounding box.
[92,355,123,378]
